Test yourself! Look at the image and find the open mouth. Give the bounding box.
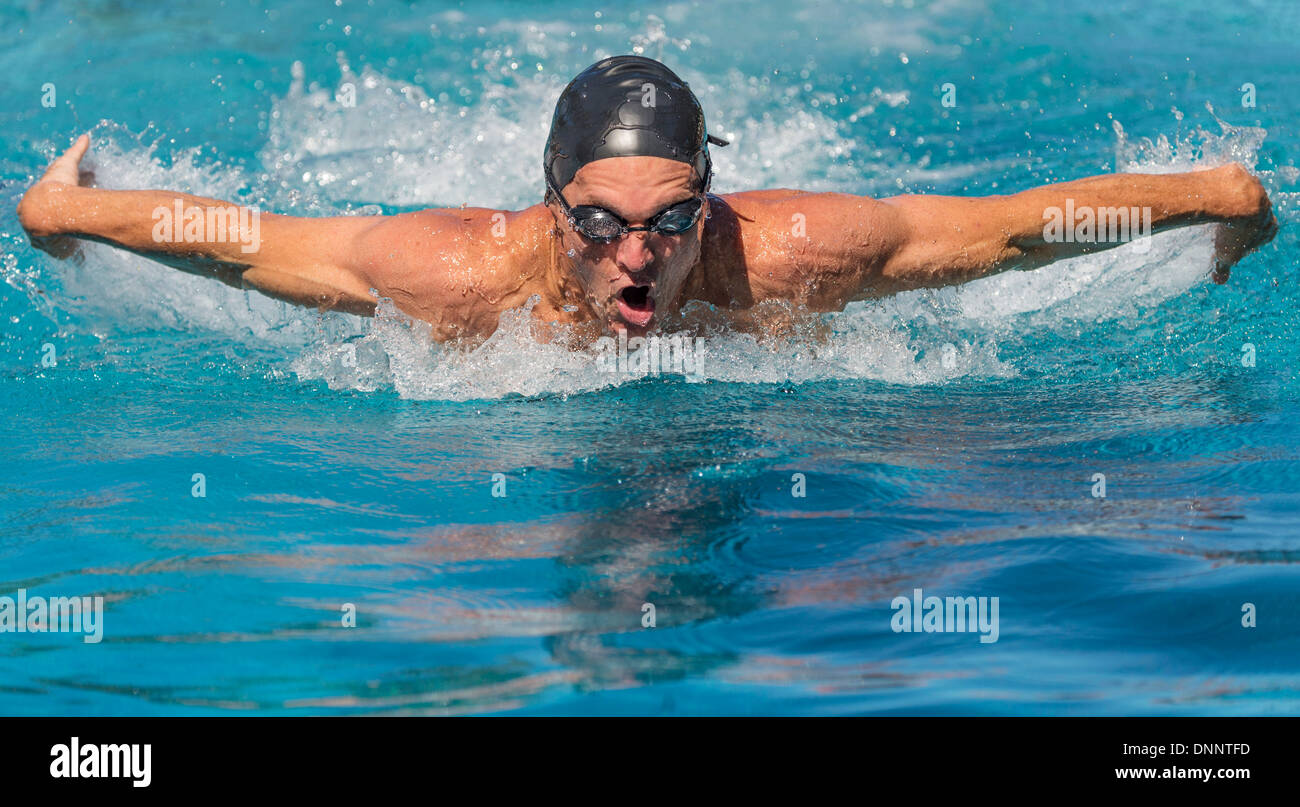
[621,285,651,310]
[616,285,655,327]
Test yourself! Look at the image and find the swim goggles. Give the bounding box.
[546,173,704,243]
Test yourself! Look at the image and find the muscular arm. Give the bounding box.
[734,164,1276,307]
[877,164,1277,288]
[15,134,490,318]
[24,184,382,315]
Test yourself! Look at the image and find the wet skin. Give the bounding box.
[19,135,1278,343]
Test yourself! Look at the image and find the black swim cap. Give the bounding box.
[544,55,727,196]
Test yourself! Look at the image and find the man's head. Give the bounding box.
[543,55,724,335]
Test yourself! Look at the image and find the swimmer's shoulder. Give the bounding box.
[352,204,554,336]
[703,190,898,308]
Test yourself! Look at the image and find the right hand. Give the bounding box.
[17,133,95,258]
[1209,164,1278,284]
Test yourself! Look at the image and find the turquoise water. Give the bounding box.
[2,0,1298,715]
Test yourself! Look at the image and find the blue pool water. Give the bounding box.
[2,0,1298,715]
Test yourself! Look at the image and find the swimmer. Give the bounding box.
[17,55,1277,343]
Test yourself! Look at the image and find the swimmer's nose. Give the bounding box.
[615,231,655,275]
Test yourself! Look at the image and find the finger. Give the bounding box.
[41,133,90,181]
[66,132,90,160]
[54,133,90,168]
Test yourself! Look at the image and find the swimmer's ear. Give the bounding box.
[542,190,568,231]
